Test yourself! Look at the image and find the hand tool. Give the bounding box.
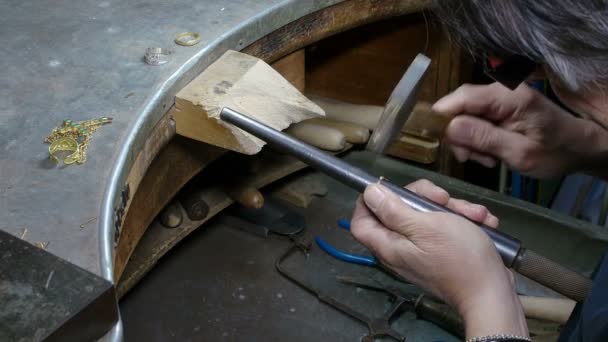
[324,221,577,325]
[158,201,183,228]
[315,219,378,267]
[337,275,465,338]
[276,238,407,342]
[518,295,576,325]
[366,54,431,154]
[220,107,593,302]
[309,94,383,130]
[225,184,265,209]
[227,197,305,236]
[305,118,370,145]
[286,121,347,151]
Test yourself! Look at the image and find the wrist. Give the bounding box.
[457,275,528,339]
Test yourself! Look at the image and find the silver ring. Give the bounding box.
[144,47,171,66]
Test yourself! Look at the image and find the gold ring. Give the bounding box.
[174,32,201,46]
[49,137,79,164]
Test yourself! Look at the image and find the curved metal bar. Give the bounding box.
[100,0,344,283]
[98,2,345,340]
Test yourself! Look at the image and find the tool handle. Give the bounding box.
[414,295,464,338]
[519,295,576,325]
[513,249,592,302]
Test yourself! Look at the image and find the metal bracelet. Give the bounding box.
[144,47,171,66]
[466,334,531,342]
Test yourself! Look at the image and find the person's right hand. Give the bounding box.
[433,82,608,179]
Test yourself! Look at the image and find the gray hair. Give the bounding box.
[432,0,608,91]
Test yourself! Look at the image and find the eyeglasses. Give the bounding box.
[483,55,537,90]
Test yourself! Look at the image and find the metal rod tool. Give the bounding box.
[220,107,593,301]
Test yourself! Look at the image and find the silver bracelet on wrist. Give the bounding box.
[466,334,531,342]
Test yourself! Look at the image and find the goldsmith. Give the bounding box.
[45,117,112,165]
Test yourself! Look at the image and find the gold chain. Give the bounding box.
[45,117,112,165]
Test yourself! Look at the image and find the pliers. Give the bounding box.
[314,218,378,266]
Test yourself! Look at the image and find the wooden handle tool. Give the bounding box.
[402,101,451,140]
[226,185,265,209]
[309,94,383,130]
[520,296,576,325]
[286,121,346,151]
[306,117,370,144]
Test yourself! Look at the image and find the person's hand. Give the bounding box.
[350,179,528,338]
[433,82,608,179]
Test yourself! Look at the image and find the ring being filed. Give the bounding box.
[174,31,201,46]
[144,47,171,66]
[49,137,79,164]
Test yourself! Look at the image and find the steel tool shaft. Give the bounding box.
[221,107,521,265]
[220,107,592,301]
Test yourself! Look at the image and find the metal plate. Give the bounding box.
[0,230,117,341]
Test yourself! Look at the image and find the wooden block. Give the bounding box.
[271,49,305,93]
[402,101,450,140]
[309,94,383,130]
[305,117,369,144]
[173,50,324,154]
[386,133,439,164]
[286,121,346,151]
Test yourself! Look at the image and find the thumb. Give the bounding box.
[363,184,422,236]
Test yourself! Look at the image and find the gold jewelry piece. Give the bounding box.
[45,117,112,165]
[49,137,79,164]
[174,31,201,46]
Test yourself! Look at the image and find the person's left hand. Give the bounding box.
[350,179,528,338]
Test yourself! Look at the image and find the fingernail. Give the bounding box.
[364,184,385,212]
[452,146,470,162]
[435,187,449,199]
[432,98,449,113]
[487,214,500,228]
[474,204,488,215]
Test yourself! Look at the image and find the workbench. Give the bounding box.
[4,0,608,340]
[0,1,431,340]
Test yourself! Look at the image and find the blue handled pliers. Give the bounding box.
[314,218,378,266]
